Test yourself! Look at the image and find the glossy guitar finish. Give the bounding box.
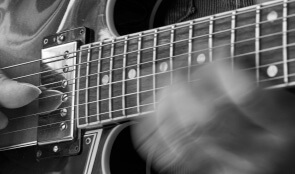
[0,0,289,173]
[0,0,156,173]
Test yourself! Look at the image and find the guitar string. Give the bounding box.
[31,0,293,88]
[28,23,289,92]
[3,69,295,137]
[10,11,295,84]
[8,42,295,124]
[8,24,295,120]
[1,0,294,135]
[7,18,295,121]
[0,0,292,72]
[33,27,295,103]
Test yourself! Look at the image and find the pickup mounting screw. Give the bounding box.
[58,34,66,42]
[60,122,67,131]
[53,145,59,153]
[85,137,91,145]
[79,29,84,35]
[36,150,42,158]
[43,38,48,45]
[60,108,67,117]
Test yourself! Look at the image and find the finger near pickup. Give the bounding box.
[0,111,8,130]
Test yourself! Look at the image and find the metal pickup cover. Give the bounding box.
[38,42,78,145]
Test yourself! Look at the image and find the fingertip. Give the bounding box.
[0,112,8,130]
[0,81,41,108]
[21,83,42,95]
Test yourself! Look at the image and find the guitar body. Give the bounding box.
[0,0,158,173]
[0,0,288,173]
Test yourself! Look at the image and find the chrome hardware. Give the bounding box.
[37,27,90,159]
[36,150,42,158]
[63,50,70,59]
[63,65,69,73]
[61,94,68,102]
[85,137,91,145]
[39,41,78,146]
[53,145,59,152]
[58,34,66,43]
[61,79,68,88]
[60,108,67,117]
[60,122,67,131]
[43,38,48,45]
[79,28,84,35]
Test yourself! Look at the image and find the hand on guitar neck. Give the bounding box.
[132,63,295,174]
[0,70,41,130]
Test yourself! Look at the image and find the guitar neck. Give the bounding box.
[76,0,295,128]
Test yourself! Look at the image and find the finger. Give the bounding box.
[0,70,41,108]
[216,64,295,136]
[38,90,63,115]
[0,110,8,129]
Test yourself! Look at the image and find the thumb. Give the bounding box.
[0,70,41,109]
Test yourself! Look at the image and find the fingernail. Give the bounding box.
[20,83,42,95]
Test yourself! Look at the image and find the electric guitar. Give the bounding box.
[0,0,294,173]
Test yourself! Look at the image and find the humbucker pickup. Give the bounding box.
[37,27,92,158]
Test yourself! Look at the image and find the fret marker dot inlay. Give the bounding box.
[267,65,278,77]
[159,62,169,72]
[128,69,137,79]
[196,54,206,64]
[102,75,109,85]
[267,11,278,22]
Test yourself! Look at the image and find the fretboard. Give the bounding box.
[76,0,295,128]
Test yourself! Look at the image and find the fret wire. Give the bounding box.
[96,43,102,122]
[72,69,293,120]
[49,40,295,105]
[12,53,295,124]
[255,5,261,86]
[231,11,236,72]
[6,0,295,126]
[25,13,295,85]
[109,40,115,119]
[137,33,142,113]
[59,27,295,85]
[122,36,128,116]
[8,72,295,135]
[75,51,295,106]
[81,72,295,125]
[209,16,214,62]
[153,30,158,110]
[283,0,289,83]
[72,14,295,69]
[170,25,175,84]
[85,45,91,125]
[188,21,193,81]
[4,0,295,74]
[47,38,295,105]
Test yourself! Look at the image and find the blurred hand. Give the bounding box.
[132,63,295,174]
[0,69,41,130]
